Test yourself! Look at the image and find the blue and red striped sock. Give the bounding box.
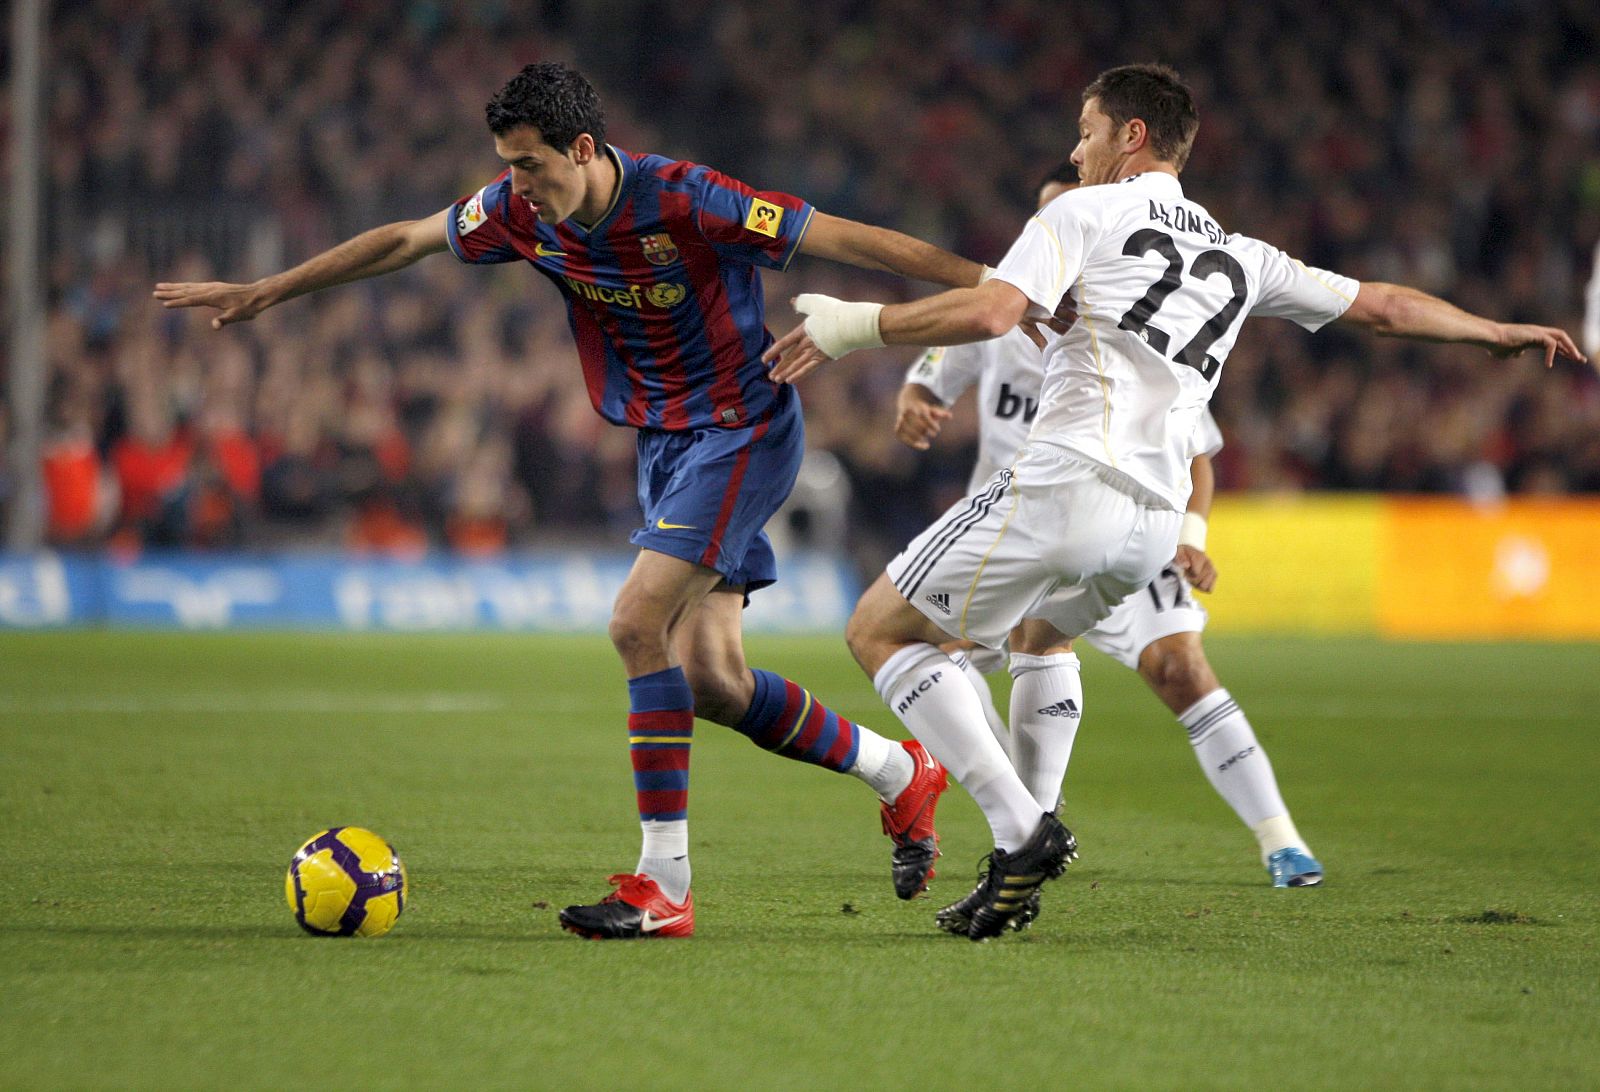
[735,668,862,772]
[629,667,693,901]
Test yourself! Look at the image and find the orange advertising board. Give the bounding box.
[1376,498,1600,638]
[1201,495,1600,638]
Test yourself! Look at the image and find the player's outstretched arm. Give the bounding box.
[1340,282,1586,369]
[763,281,1028,383]
[894,383,952,451]
[153,209,452,328]
[799,212,986,289]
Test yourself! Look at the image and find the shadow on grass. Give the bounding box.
[1070,875,1264,893]
[0,922,567,943]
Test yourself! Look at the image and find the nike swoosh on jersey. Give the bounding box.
[534,243,567,258]
[655,517,696,530]
[640,910,687,933]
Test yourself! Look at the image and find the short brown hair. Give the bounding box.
[1083,64,1199,170]
[486,62,606,149]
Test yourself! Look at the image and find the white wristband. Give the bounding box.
[795,294,885,359]
[1178,512,1208,550]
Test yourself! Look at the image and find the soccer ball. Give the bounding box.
[284,826,408,937]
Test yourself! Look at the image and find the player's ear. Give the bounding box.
[1124,118,1148,154]
[570,133,596,163]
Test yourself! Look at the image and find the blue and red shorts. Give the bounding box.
[629,383,804,594]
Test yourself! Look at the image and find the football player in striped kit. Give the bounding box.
[767,63,1583,938]
[157,62,991,939]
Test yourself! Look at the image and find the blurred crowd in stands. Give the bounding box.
[7,0,1600,573]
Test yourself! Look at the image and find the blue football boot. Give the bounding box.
[1267,847,1324,887]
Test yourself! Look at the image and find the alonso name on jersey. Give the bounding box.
[989,172,1358,511]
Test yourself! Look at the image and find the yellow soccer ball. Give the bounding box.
[285,827,408,937]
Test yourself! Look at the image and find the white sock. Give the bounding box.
[1250,815,1307,863]
[638,820,691,903]
[949,649,1010,756]
[848,728,915,802]
[1007,652,1083,811]
[873,643,1039,850]
[1178,689,1307,864]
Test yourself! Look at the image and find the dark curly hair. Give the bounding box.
[485,62,606,150]
[1083,63,1199,170]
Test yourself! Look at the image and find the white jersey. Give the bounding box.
[906,331,1039,490]
[992,172,1358,510]
[907,332,1224,495]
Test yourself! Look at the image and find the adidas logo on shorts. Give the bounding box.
[925,593,951,615]
[1036,699,1080,718]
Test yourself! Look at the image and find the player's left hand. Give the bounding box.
[1173,544,1217,593]
[1492,323,1586,369]
[1020,313,1073,349]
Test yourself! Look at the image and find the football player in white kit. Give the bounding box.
[765,64,1584,939]
[896,166,1324,921]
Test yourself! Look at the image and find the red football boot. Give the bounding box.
[559,874,695,939]
[879,740,949,899]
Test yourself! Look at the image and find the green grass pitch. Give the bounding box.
[2,631,1597,1089]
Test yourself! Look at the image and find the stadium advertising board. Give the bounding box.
[1205,496,1600,638]
[0,552,857,633]
[4,497,1598,637]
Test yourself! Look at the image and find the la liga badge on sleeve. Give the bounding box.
[457,190,488,235]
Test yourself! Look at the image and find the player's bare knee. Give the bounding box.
[845,587,892,672]
[607,608,666,666]
[844,611,878,674]
[1139,636,1219,713]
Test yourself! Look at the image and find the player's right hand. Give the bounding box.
[152,281,268,329]
[895,385,952,450]
[763,294,886,383]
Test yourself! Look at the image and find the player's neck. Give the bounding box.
[573,148,621,229]
[1114,156,1179,184]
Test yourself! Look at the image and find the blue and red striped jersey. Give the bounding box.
[446,146,815,431]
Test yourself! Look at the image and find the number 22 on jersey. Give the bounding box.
[1115,228,1249,381]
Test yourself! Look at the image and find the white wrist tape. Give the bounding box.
[1179,512,1208,550]
[795,293,885,359]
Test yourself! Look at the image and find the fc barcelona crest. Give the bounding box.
[640,233,680,266]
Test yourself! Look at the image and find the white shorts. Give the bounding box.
[1080,565,1208,669]
[887,444,1182,649]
